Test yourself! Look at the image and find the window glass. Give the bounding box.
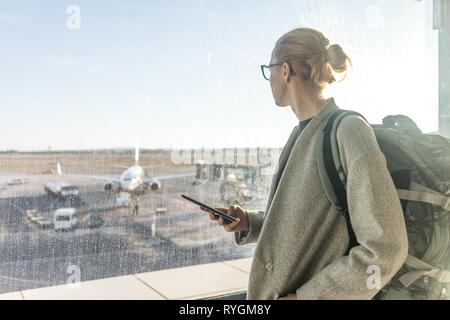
[0,0,439,295]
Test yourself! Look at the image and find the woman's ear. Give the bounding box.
[282,62,292,83]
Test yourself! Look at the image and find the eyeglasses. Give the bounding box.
[260,61,296,81]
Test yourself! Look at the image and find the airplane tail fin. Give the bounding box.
[56,163,62,175]
[135,141,139,165]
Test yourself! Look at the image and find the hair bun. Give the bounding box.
[326,44,348,73]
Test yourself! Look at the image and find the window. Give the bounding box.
[61,186,78,192]
[56,216,71,222]
[0,0,443,298]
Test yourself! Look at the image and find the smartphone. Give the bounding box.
[181,194,237,224]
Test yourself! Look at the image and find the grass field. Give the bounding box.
[0,151,193,175]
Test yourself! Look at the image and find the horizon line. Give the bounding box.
[0,146,283,154]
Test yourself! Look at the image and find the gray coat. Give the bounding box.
[235,98,409,300]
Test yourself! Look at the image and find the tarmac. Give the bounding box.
[0,167,267,294]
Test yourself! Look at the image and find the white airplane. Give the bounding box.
[56,144,195,194]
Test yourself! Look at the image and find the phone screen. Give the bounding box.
[181,194,237,224]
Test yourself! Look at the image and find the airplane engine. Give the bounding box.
[150,180,161,192]
[104,181,115,192]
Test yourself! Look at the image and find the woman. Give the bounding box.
[201,27,408,300]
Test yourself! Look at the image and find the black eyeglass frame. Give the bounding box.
[260,61,296,81]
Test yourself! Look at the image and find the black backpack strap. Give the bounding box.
[318,109,369,255]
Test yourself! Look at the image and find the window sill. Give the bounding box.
[0,258,252,300]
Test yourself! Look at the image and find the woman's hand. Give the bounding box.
[200,205,249,232]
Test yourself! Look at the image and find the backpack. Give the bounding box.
[316,109,450,300]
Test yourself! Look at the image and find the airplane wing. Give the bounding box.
[108,164,160,170]
[57,163,120,183]
[63,174,120,183]
[141,164,162,169]
[143,172,196,183]
[112,165,130,169]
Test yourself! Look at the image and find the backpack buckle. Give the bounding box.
[442,198,450,211]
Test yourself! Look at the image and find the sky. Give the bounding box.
[0,0,439,151]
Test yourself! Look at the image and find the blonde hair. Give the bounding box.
[272,27,352,92]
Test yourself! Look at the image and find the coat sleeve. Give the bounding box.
[234,209,265,245]
[295,115,409,300]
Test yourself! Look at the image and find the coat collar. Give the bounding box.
[282,97,339,166]
[295,97,339,143]
[264,97,340,214]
